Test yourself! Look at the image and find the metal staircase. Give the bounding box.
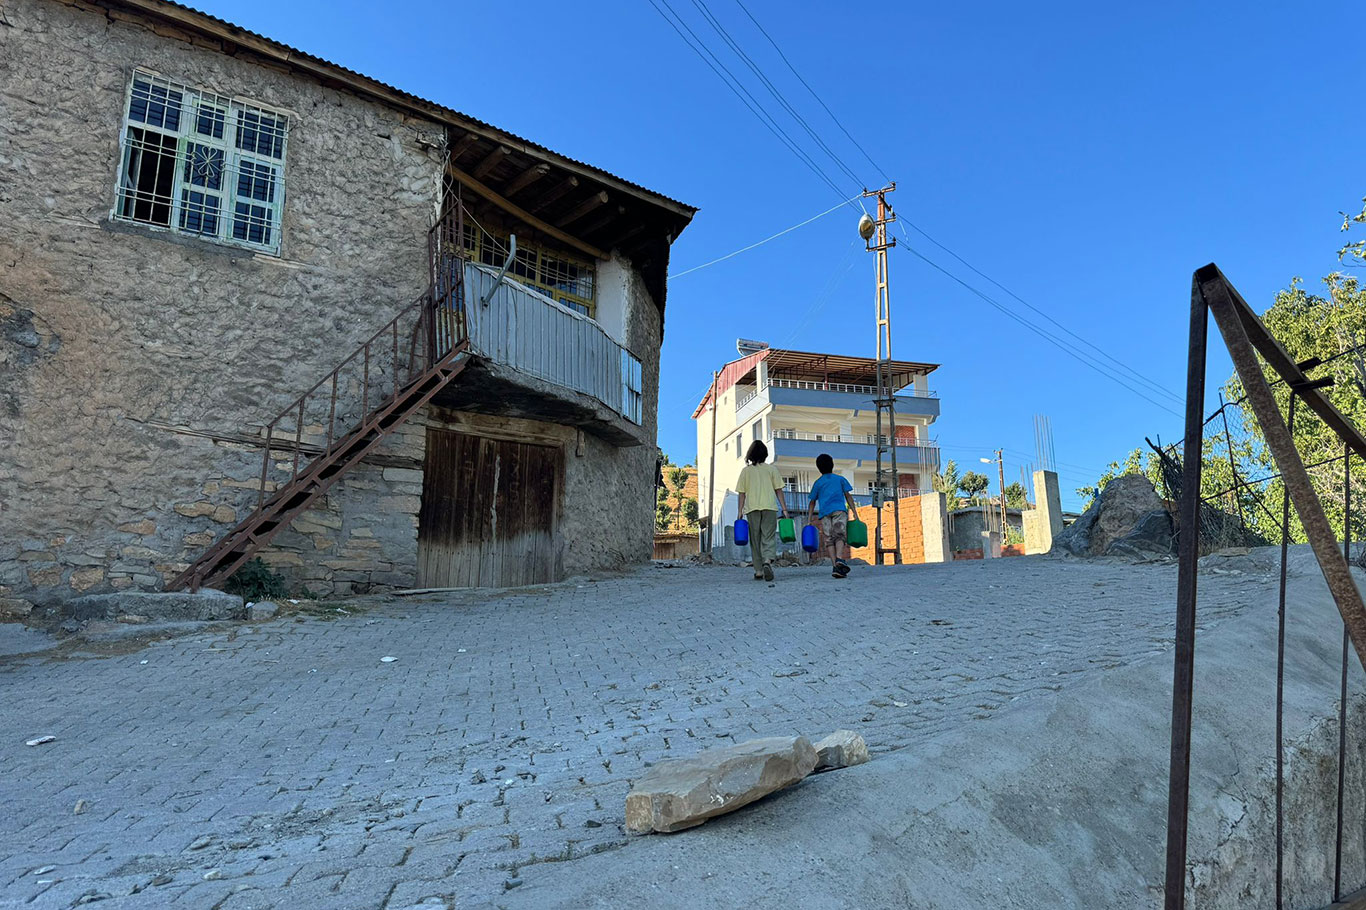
[169,208,469,592]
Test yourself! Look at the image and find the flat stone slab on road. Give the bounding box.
[625,735,817,834]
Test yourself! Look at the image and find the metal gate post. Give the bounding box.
[1164,275,1208,910]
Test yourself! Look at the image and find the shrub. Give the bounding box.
[223,557,288,601]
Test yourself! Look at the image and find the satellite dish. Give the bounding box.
[857,214,876,241]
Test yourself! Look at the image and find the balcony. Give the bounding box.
[432,263,645,446]
[769,428,940,469]
[737,376,939,421]
[779,489,875,511]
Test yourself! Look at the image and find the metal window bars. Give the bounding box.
[113,69,288,253]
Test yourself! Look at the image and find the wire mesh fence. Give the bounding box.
[1146,384,1366,560]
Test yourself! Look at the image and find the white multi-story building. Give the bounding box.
[694,343,940,532]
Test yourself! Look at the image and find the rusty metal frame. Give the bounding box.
[1165,264,1366,910]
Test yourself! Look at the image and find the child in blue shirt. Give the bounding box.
[807,453,858,578]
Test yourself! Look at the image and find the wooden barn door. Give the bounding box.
[417,428,560,588]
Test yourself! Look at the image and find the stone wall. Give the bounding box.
[0,0,443,600]
[561,253,662,573]
[0,1,669,601]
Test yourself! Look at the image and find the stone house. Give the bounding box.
[0,0,696,600]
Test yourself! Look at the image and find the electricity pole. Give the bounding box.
[995,448,1007,538]
[860,184,900,565]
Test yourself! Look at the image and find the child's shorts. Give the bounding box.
[820,510,848,544]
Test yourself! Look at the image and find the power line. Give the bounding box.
[896,219,1183,405]
[689,0,865,190]
[669,193,861,278]
[647,0,852,203]
[894,239,1184,417]
[656,0,1183,421]
[732,0,889,184]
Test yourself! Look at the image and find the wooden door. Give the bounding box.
[417,429,560,588]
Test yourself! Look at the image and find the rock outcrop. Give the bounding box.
[1054,474,1173,559]
[625,736,818,834]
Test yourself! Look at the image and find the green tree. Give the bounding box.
[934,459,962,509]
[681,497,699,526]
[1218,268,1366,544]
[1004,481,1030,509]
[958,471,990,504]
[1341,196,1366,265]
[655,484,674,531]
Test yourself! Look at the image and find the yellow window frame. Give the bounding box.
[460,223,596,318]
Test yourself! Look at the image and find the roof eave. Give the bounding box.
[103,0,698,228]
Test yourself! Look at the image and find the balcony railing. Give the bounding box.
[778,487,927,511]
[464,262,642,424]
[772,428,933,448]
[768,377,937,398]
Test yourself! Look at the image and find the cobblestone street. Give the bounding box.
[0,557,1269,909]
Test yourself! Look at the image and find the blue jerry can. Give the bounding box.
[801,523,820,553]
[733,518,750,546]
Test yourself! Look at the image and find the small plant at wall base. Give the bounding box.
[223,557,288,601]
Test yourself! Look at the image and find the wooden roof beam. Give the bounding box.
[472,145,511,180]
[448,131,479,163]
[108,0,696,224]
[604,222,647,251]
[575,205,627,239]
[528,176,579,214]
[558,191,609,226]
[448,164,607,262]
[504,163,550,198]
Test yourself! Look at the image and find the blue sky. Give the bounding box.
[192,0,1363,509]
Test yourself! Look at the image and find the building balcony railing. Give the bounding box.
[777,487,928,511]
[464,262,643,426]
[768,377,937,398]
[747,376,940,421]
[772,428,931,448]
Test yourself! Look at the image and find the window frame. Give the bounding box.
[111,69,290,255]
[461,221,597,318]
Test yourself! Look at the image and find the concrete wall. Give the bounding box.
[0,0,665,599]
[948,507,1024,556]
[1023,470,1064,555]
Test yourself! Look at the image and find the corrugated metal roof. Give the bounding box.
[111,0,697,218]
[691,346,941,417]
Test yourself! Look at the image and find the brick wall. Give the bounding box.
[848,494,930,565]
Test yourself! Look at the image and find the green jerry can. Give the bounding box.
[777,517,796,543]
[846,518,869,549]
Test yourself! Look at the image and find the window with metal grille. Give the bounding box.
[113,71,289,253]
[461,221,597,317]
